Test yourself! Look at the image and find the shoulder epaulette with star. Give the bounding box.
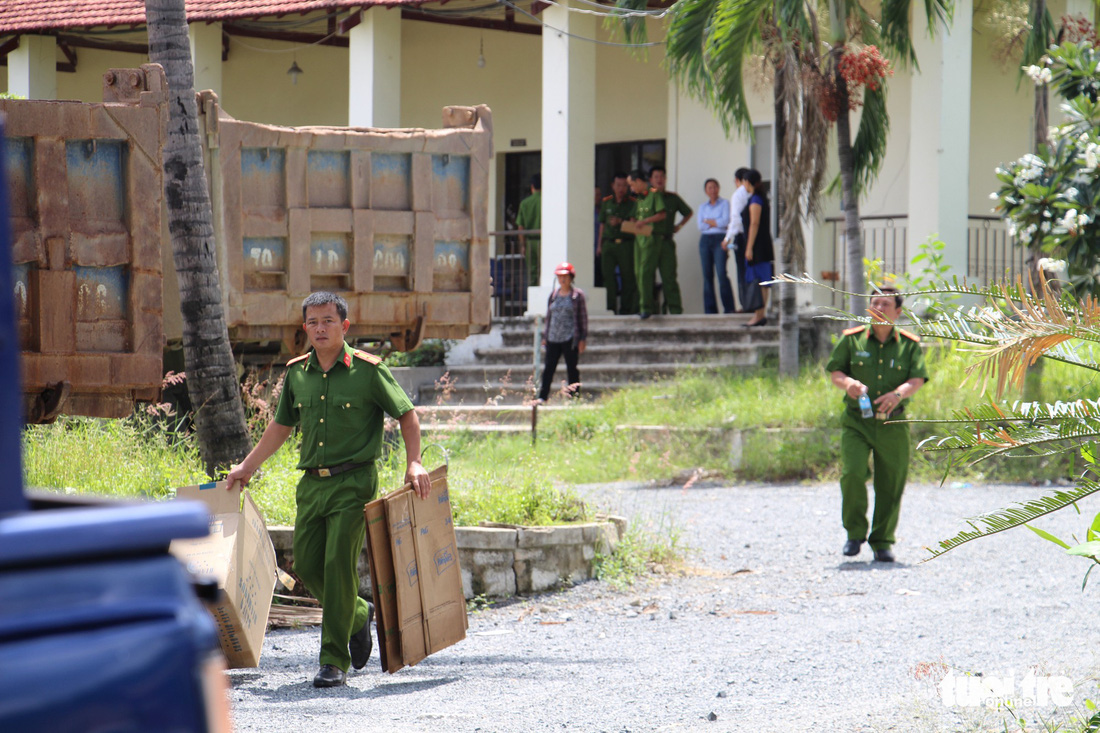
[842,326,867,336]
[602,194,614,202]
[899,329,921,343]
[286,353,309,366]
[353,349,382,365]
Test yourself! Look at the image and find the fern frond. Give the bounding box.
[923,478,1100,561]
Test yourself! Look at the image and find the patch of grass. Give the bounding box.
[594,518,687,589]
[23,415,204,498]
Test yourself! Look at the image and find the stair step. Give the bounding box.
[475,341,779,365]
[416,404,594,424]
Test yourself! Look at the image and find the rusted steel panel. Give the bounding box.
[200,101,493,354]
[2,64,168,420]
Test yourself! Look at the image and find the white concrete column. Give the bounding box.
[8,35,57,100]
[189,22,223,97]
[529,0,602,310]
[348,8,402,127]
[907,0,972,277]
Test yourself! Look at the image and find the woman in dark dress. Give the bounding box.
[741,169,774,327]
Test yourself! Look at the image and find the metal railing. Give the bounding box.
[825,214,1027,305]
[826,215,908,306]
[967,216,1026,286]
[488,229,539,317]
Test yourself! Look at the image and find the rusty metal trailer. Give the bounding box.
[7,64,492,421]
[190,93,493,357]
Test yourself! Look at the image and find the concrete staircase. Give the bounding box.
[419,313,804,407]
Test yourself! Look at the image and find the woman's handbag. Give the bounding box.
[744,261,773,284]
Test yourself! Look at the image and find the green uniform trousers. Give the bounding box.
[635,235,661,315]
[601,239,638,314]
[839,410,910,550]
[526,238,541,287]
[657,238,683,314]
[293,465,377,671]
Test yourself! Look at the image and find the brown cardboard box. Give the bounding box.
[169,481,277,668]
[364,465,467,672]
[621,220,653,237]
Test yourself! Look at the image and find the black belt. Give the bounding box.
[306,461,370,478]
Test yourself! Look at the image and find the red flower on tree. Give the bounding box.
[816,45,894,122]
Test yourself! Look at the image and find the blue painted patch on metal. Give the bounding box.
[308,150,349,175]
[373,235,410,289]
[433,241,470,292]
[66,139,126,223]
[73,266,128,321]
[432,154,469,212]
[311,234,349,274]
[371,153,411,210]
[243,237,286,273]
[241,148,286,208]
[5,137,33,217]
[241,147,285,178]
[307,151,350,208]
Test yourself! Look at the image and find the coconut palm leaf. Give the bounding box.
[878,0,952,68]
[1020,1,1056,70]
[610,0,653,45]
[923,477,1100,561]
[850,83,890,195]
[697,0,774,135]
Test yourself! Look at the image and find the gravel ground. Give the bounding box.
[230,481,1100,733]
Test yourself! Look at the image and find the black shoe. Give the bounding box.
[749,318,768,327]
[350,603,374,670]
[639,312,652,320]
[313,664,346,688]
[842,539,863,557]
[873,548,896,563]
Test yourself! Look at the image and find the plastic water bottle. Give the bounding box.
[858,389,873,419]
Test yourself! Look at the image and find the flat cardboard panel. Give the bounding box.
[385,490,428,666]
[170,481,277,669]
[364,500,402,674]
[364,465,465,673]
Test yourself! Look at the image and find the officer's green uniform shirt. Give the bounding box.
[825,325,930,411]
[599,195,636,242]
[632,189,665,235]
[516,191,541,238]
[652,191,692,239]
[274,341,414,468]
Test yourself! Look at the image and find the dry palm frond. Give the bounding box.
[774,33,829,270]
[774,272,1100,396]
[915,399,1100,465]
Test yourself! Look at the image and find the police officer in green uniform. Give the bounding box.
[825,288,929,563]
[647,166,690,315]
[516,173,542,287]
[627,168,667,320]
[598,172,637,314]
[227,292,431,688]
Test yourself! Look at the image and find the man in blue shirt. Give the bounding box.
[697,178,734,313]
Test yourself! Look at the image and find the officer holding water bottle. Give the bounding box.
[825,287,929,562]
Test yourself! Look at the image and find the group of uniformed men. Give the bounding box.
[518,167,693,319]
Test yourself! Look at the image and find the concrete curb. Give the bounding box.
[269,516,627,601]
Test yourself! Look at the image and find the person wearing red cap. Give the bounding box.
[536,262,588,403]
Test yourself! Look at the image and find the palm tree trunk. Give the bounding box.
[774,60,799,377]
[145,0,251,476]
[834,58,864,319]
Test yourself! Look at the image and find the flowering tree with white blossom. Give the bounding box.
[992,41,1100,294]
